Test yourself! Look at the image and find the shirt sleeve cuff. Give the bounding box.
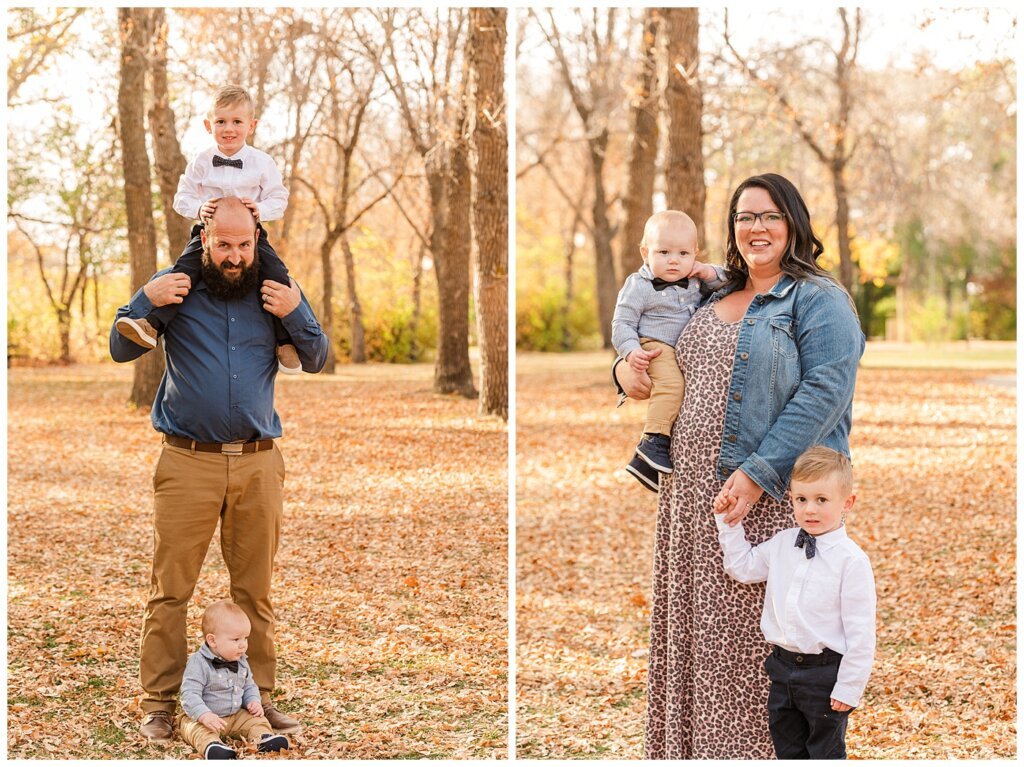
[617,339,642,359]
[280,301,318,334]
[739,452,787,500]
[829,683,862,708]
[129,290,155,317]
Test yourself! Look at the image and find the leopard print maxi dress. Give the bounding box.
[644,302,792,759]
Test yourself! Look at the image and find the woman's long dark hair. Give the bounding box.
[722,173,840,293]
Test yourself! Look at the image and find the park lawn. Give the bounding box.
[516,352,1015,759]
[6,363,508,759]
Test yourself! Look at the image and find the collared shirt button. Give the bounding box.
[232,374,238,379]
[733,392,742,402]
[747,318,755,325]
[230,317,236,322]
[231,346,236,351]
[740,352,749,360]
[727,434,737,442]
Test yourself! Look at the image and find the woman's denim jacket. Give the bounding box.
[617,273,865,500]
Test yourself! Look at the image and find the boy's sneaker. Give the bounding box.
[277,344,302,375]
[116,317,158,349]
[625,452,659,493]
[204,742,237,759]
[257,734,291,753]
[637,433,673,474]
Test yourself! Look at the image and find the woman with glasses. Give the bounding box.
[614,173,864,758]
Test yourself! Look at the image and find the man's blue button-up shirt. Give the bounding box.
[109,268,329,442]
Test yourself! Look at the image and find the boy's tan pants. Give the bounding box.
[638,338,684,436]
[177,709,274,755]
[140,443,285,714]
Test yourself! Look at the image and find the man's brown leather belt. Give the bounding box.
[163,435,275,455]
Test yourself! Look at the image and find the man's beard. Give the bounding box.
[201,248,260,300]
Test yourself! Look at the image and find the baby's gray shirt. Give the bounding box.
[612,263,727,358]
[179,642,261,720]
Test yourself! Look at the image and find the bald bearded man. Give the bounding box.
[110,198,328,743]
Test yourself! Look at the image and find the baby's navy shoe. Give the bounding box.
[204,742,236,759]
[257,734,290,753]
[637,433,673,474]
[625,452,660,492]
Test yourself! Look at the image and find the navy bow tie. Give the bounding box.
[213,155,243,169]
[210,656,239,673]
[795,529,817,559]
[651,276,689,291]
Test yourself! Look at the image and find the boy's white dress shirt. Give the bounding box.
[173,144,288,222]
[715,515,876,707]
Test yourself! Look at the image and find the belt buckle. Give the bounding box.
[221,442,245,455]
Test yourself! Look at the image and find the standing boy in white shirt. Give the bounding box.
[115,84,301,374]
[714,446,876,759]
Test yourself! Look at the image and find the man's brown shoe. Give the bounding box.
[116,316,158,349]
[276,344,302,375]
[140,710,174,742]
[263,703,301,734]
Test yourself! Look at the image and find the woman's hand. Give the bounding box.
[713,469,765,526]
[614,355,655,400]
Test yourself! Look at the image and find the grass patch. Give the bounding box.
[861,341,1014,369]
[93,724,125,746]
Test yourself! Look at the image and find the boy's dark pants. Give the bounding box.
[764,646,852,759]
[148,223,291,344]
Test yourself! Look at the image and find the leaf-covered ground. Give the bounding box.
[516,350,1015,759]
[7,362,507,759]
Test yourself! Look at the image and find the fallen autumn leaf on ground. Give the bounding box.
[7,362,508,759]
[515,351,1015,759]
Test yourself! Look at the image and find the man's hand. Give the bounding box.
[627,348,656,373]
[688,261,718,282]
[199,199,218,222]
[830,698,853,712]
[713,468,765,525]
[143,273,192,307]
[247,700,264,717]
[261,278,300,318]
[239,197,260,221]
[198,712,227,732]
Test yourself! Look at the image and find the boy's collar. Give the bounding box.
[800,524,848,550]
[214,144,249,160]
[638,263,654,280]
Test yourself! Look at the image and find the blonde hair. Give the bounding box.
[640,210,698,249]
[202,600,249,637]
[791,446,853,496]
[209,84,254,117]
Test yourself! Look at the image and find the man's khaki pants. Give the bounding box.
[140,442,285,714]
[177,709,275,756]
[639,338,685,436]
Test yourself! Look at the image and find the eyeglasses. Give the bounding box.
[733,211,786,229]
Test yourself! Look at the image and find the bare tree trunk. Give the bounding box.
[57,307,71,363]
[617,8,660,283]
[147,7,191,258]
[664,8,706,247]
[118,7,164,408]
[589,134,617,349]
[468,7,507,418]
[411,240,425,361]
[832,159,854,292]
[340,234,366,363]
[318,235,338,373]
[562,209,582,351]
[436,126,478,397]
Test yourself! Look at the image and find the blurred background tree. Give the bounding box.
[516,7,1016,350]
[7,7,509,417]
